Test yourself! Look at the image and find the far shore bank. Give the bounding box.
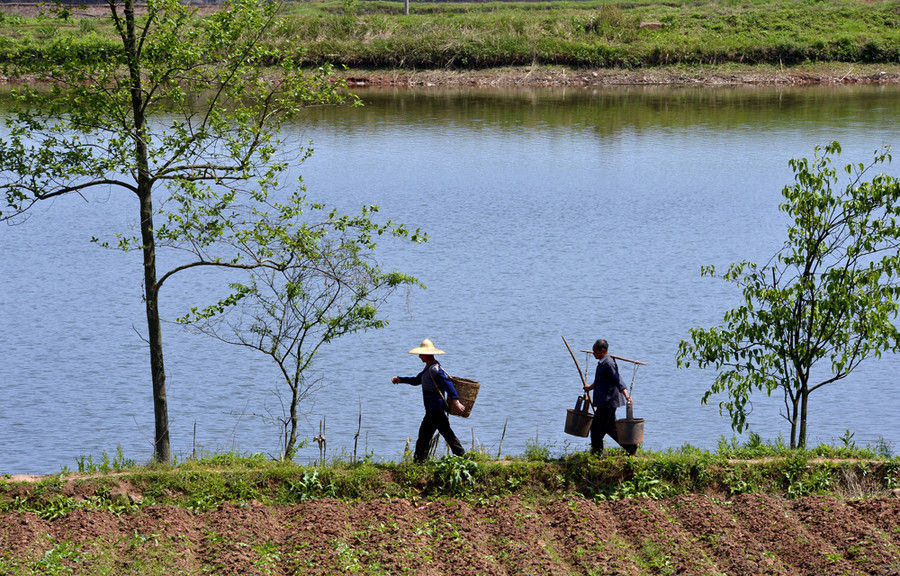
[335,63,900,88]
[2,0,897,90]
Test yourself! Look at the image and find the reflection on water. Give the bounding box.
[308,84,899,132]
[1,85,898,472]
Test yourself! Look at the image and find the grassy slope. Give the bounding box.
[3,440,898,512]
[0,0,897,70]
[280,0,900,68]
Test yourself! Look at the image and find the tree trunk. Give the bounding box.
[786,385,799,449]
[125,0,170,463]
[789,405,798,449]
[285,384,299,460]
[798,387,809,449]
[140,190,170,463]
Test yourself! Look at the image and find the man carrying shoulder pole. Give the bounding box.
[583,339,637,455]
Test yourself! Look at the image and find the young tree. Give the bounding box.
[677,142,900,448]
[178,202,422,460]
[0,0,347,462]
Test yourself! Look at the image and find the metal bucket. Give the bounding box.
[565,409,593,437]
[615,418,644,445]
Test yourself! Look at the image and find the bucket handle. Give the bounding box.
[583,392,595,413]
[575,392,595,413]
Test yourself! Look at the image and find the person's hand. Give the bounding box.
[583,385,591,392]
[626,396,634,405]
[391,376,400,384]
[452,399,465,413]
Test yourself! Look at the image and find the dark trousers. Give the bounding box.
[414,410,465,462]
[591,406,637,455]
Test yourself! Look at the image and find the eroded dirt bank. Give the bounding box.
[336,64,900,88]
[2,494,899,575]
[3,64,896,89]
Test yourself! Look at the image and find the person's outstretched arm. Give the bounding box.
[392,374,422,386]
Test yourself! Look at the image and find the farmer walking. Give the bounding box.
[584,339,637,455]
[392,338,466,462]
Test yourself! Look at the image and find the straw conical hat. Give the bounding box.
[408,338,445,355]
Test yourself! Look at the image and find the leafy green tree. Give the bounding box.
[677,142,900,448]
[178,203,422,460]
[0,0,348,462]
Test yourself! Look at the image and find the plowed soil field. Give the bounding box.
[2,494,899,575]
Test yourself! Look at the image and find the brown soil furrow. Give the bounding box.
[473,498,577,576]
[1,496,898,575]
[350,499,444,576]
[606,497,728,575]
[129,504,205,543]
[401,499,510,576]
[0,511,51,560]
[847,499,900,550]
[549,497,643,576]
[44,507,123,545]
[281,499,356,576]
[665,495,795,576]
[108,506,210,574]
[729,493,865,576]
[88,505,206,575]
[789,496,900,576]
[195,502,293,576]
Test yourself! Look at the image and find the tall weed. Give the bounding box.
[431,456,479,496]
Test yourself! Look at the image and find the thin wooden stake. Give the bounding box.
[353,397,362,464]
[313,417,327,465]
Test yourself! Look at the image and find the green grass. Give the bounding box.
[287,0,899,68]
[0,0,896,70]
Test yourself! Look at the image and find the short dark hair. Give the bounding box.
[593,339,608,352]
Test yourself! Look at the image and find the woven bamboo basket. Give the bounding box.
[449,376,480,418]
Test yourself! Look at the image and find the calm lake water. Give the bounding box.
[1,85,898,473]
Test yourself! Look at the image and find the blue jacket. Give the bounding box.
[399,362,459,412]
[592,355,626,408]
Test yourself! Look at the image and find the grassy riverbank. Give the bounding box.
[0,0,897,74]
[1,441,899,575]
[277,0,900,68]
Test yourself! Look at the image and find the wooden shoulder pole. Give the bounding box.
[562,335,588,388]
[579,350,646,365]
